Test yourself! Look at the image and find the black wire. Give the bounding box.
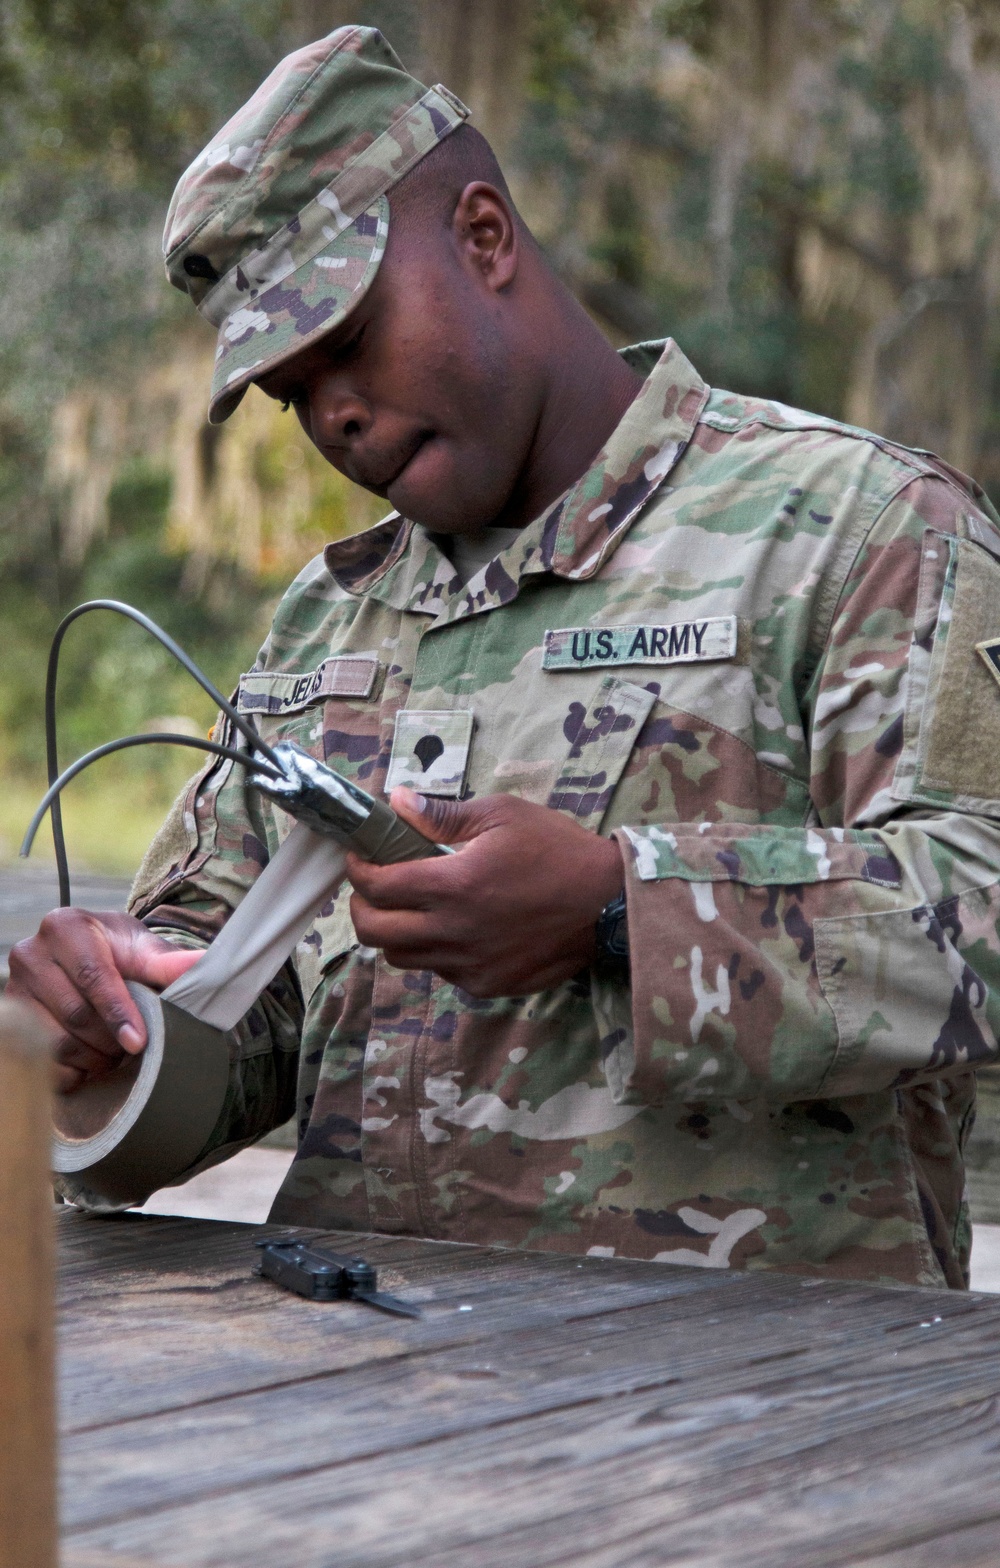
[21,733,281,862]
[43,599,282,906]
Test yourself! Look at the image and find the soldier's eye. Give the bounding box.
[337,322,367,359]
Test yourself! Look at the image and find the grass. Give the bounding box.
[0,751,200,878]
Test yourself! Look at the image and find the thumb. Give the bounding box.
[390,787,495,847]
[127,933,204,992]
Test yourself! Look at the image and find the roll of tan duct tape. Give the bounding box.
[51,982,230,1209]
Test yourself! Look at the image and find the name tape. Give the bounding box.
[543,616,737,671]
[237,654,379,715]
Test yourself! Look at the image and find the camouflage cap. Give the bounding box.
[163,26,468,424]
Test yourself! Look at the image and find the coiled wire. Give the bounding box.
[21,599,283,906]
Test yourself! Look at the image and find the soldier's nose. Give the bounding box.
[313,390,374,448]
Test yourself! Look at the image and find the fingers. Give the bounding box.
[142,945,204,989]
[347,801,500,908]
[54,1033,125,1083]
[349,892,453,956]
[347,792,524,905]
[7,909,203,1092]
[9,920,140,1053]
[346,792,626,996]
[349,881,581,996]
[389,787,508,844]
[55,1062,86,1095]
[345,849,455,909]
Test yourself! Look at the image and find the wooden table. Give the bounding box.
[59,1210,1000,1567]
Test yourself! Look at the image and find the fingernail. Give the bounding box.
[117,1024,143,1053]
[398,787,427,813]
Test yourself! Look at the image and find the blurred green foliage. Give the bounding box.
[519,0,976,413]
[0,2,313,807]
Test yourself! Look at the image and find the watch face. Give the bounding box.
[606,912,629,958]
[597,893,629,963]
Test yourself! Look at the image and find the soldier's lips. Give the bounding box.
[356,432,434,494]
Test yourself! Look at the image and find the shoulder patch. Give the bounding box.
[895,536,1000,816]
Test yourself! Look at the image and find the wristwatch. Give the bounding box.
[594,889,630,983]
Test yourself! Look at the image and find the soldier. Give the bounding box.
[11,25,1000,1288]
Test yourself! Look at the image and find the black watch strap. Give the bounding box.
[594,889,629,982]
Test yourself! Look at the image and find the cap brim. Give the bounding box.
[207,195,388,424]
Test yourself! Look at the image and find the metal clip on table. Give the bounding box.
[254,1238,422,1318]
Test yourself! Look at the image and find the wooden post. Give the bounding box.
[0,1000,57,1568]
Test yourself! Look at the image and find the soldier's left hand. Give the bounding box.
[346,789,625,996]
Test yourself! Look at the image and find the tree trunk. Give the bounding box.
[415,0,530,164]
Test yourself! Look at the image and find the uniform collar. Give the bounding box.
[324,339,708,611]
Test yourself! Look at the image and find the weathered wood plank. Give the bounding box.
[0,1002,57,1568]
[56,1209,997,1442]
[57,1211,1000,1568]
[59,1324,1000,1533]
[60,1371,1000,1567]
[57,1213,760,1427]
[853,1519,1000,1568]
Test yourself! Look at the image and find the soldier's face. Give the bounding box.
[255,186,542,534]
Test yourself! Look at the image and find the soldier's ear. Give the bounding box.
[452,182,518,291]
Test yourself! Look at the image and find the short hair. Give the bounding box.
[388,123,525,234]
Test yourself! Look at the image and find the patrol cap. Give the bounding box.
[163,26,469,424]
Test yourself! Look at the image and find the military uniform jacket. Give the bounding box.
[131,340,1000,1288]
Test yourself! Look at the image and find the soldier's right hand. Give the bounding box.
[6,911,202,1094]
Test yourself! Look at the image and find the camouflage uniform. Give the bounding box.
[131,337,1000,1289]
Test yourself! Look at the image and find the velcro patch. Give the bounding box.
[543,616,737,671]
[237,654,379,715]
[385,709,474,798]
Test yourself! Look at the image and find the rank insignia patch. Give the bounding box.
[385,710,475,798]
[543,616,738,671]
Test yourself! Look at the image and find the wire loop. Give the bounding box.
[21,733,281,864]
[37,600,281,905]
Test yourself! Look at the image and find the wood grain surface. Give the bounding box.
[59,1210,1000,1567]
[0,1001,57,1568]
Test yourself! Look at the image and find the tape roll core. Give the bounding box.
[52,981,231,1207]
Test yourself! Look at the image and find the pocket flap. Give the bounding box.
[547,677,657,831]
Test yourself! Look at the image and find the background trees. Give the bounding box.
[4,1,1000,865]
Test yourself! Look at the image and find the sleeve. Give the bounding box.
[122,734,304,1183]
[605,474,1000,1106]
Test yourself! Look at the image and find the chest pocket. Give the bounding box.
[547,676,657,832]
